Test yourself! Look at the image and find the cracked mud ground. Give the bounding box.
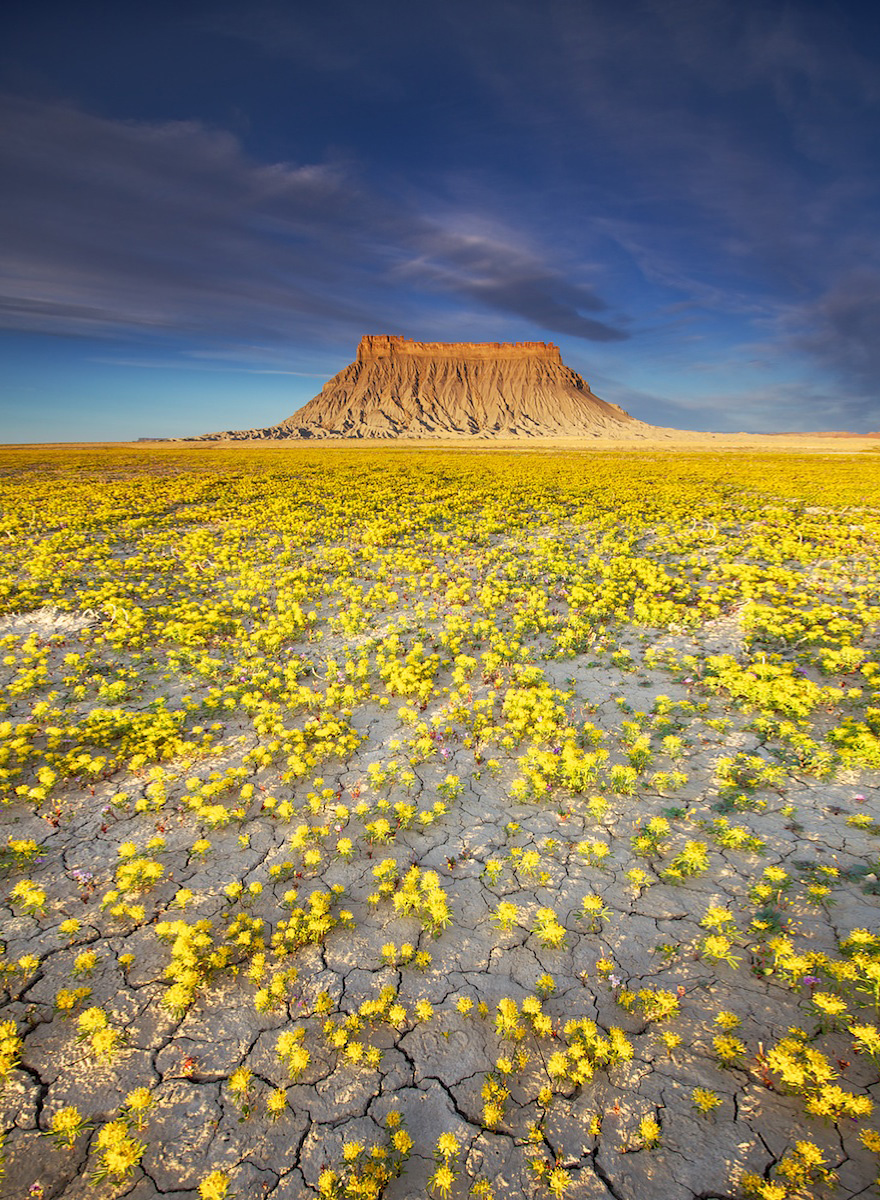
[1,444,880,1199]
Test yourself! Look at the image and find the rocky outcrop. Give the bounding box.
[356,334,564,361]
[190,336,655,439]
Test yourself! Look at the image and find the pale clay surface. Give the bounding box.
[1,597,879,1200]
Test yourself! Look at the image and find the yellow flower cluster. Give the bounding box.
[3,443,880,1196]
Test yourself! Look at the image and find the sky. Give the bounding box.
[2,0,880,440]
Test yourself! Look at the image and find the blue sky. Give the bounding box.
[2,0,880,439]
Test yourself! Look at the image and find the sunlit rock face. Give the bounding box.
[192,336,652,439]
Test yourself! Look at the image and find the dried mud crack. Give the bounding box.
[2,443,880,1199]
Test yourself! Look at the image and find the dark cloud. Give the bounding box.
[602,377,848,434]
[461,279,626,342]
[397,228,628,342]
[0,96,382,343]
[206,0,437,86]
[791,271,880,416]
[0,96,626,349]
[448,0,880,301]
[4,1,880,433]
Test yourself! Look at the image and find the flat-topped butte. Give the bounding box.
[356,335,563,361]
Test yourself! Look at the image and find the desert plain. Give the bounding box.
[2,437,880,1200]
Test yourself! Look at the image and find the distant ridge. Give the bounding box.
[762,430,880,439]
[186,336,658,440]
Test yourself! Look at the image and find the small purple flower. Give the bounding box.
[609,974,622,988]
[803,975,819,988]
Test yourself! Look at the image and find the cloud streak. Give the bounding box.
[790,271,880,419]
[396,227,627,342]
[0,95,627,350]
[3,1,880,432]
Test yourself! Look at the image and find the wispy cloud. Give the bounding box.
[0,96,381,342]
[0,95,627,348]
[457,0,880,417]
[789,270,880,418]
[88,356,327,376]
[4,1,880,432]
[606,377,847,434]
[396,227,627,342]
